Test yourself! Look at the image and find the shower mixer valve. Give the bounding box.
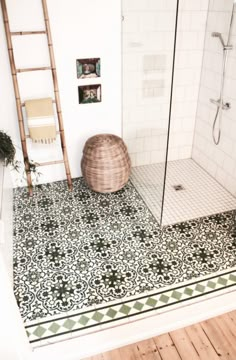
[210,98,231,110]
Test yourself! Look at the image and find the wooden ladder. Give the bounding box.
[0,0,72,195]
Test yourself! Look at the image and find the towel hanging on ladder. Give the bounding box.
[25,97,56,144]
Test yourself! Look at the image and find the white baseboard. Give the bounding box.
[31,289,236,360]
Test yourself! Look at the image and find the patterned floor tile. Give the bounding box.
[13,177,236,328]
[26,269,236,344]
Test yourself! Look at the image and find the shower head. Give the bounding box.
[211,32,226,48]
[212,32,221,37]
[211,31,232,50]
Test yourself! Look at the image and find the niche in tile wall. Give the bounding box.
[142,79,165,98]
[143,54,167,73]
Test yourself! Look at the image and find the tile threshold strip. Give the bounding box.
[26,268,236,344]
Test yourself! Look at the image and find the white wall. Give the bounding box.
[0,0,122,185]
[122,0,209,167]
[192,0,236,197]
[0,166,13,284]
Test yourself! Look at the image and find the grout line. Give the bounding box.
[131,159,236,226]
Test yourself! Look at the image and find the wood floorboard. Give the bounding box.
[119,344,141,360]
[226,311,236,328]
[185,323,219,360]
[84,310,236,360]
[153,333,181,360]
[102,349,123,360]
[212,316,236,356]
[200,318,235,359]
[220,313,236,341]
[169,328,200,360]
[133,339,162,360]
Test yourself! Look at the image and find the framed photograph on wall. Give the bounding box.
[76,58,101,79]
[78,84,102,104]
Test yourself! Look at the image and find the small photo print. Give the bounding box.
[76,58,101,79]
[78,84,102,104]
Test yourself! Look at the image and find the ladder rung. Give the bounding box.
[25,131,60,139]
[37,160,64,166]
[16,66,52,73]
[21,100,56,107]
[11,31,46,36]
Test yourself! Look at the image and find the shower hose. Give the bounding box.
[212,48,229,145]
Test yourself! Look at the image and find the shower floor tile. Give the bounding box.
[13,177,236,339]
[131,159,236,225]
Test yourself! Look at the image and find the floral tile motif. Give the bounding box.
[13,178,236,325]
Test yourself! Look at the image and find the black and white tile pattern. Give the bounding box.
[13,178,236,322]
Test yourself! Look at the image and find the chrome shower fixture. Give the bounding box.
[211,32,233,50]
[210,29,233,145]
[210,98,231,110]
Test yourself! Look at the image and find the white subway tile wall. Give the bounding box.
[122,0,209,167]
[192,0,236,197]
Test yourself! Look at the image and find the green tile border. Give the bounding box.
[26,269,236,344]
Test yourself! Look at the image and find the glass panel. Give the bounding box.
[122,0,179,225]
[163,0,236,226]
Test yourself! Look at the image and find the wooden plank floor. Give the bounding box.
[84,310,236,360]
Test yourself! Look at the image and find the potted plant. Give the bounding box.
[0,130,16,167]
[0,130,41,188]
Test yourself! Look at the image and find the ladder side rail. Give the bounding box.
[42,0,72,190]
[0,0,33,195]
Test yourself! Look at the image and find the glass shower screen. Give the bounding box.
[122,0,179,225]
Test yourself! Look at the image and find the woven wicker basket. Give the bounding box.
[81,134,131,193]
